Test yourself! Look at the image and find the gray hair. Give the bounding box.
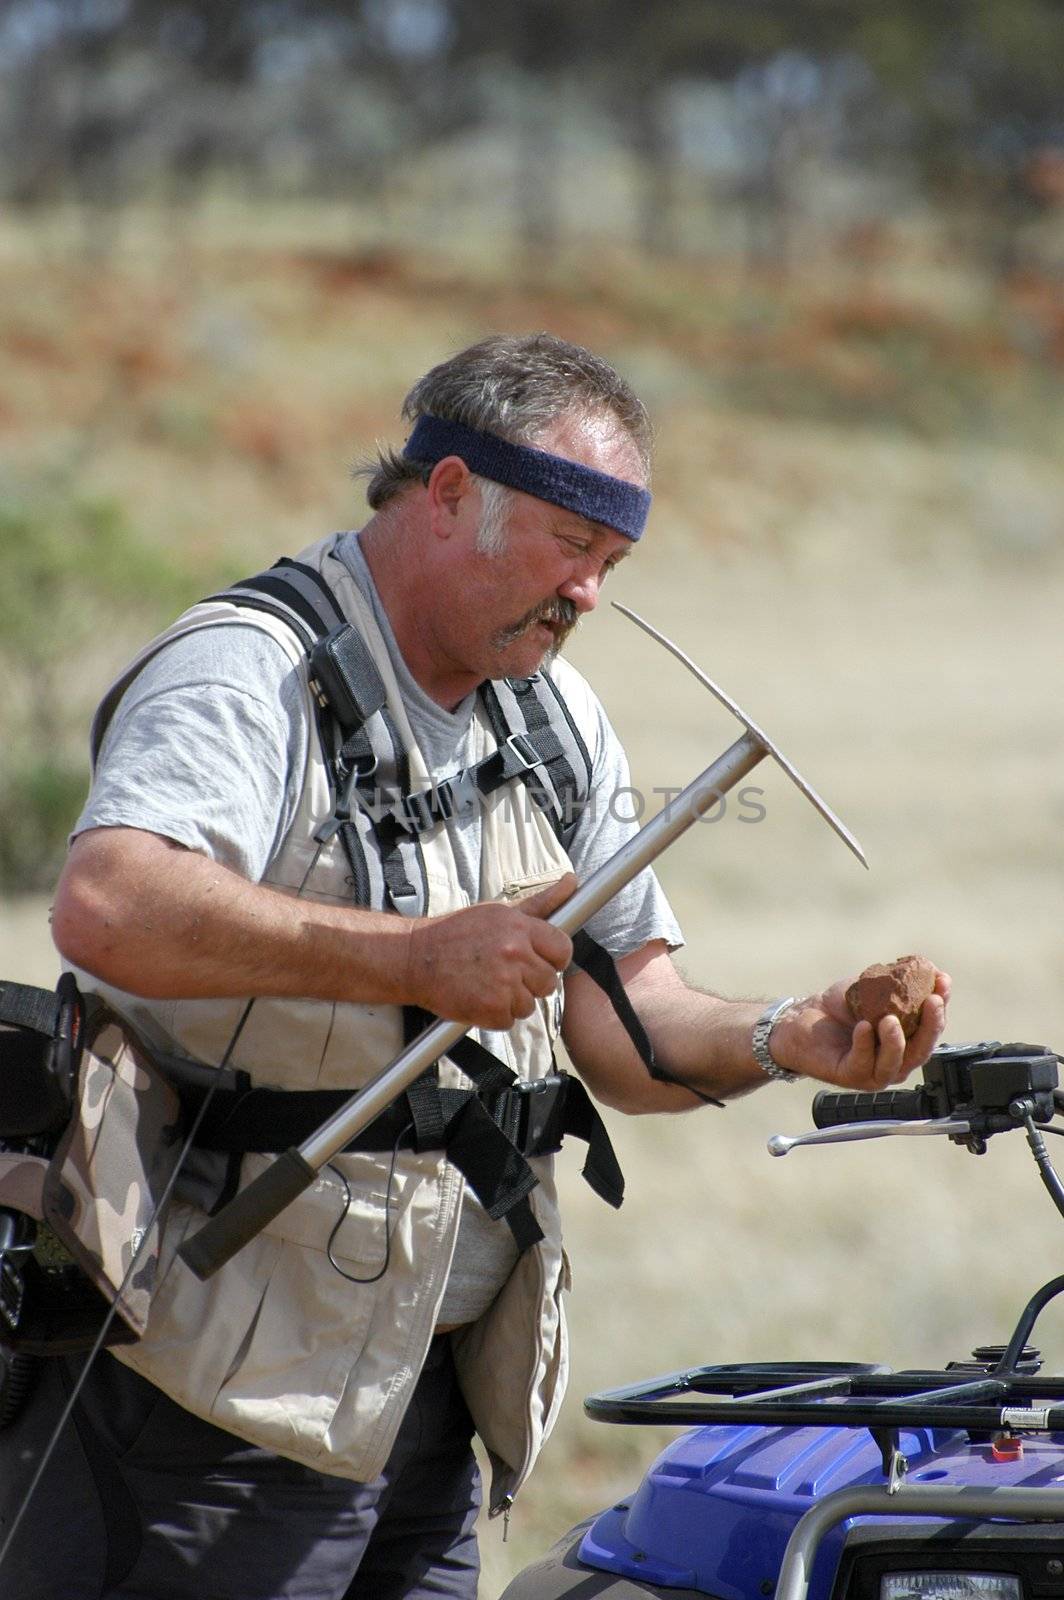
[475,479,513,556]
[356,332,652,512]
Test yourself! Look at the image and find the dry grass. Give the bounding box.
[0,207,1062,1596]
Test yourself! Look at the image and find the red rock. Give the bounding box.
[845,954,936,1039]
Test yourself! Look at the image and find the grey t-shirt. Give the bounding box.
[77,531,683,1321]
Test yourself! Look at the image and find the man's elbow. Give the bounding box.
[51,836,152,991]
[52,863,120,980]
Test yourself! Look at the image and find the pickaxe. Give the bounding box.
[180,604,865,1281]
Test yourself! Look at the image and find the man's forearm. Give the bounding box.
[562,950,766,1115]
[562,941,949,1111]
[52,827,416,1005]
[636,983,770,1104]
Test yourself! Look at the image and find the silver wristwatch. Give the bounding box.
[751,996,799,1083]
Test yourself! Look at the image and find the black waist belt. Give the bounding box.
[185,1069,623,1254]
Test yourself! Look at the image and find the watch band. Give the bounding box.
[751,995,799,1083]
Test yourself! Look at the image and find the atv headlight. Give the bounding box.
[882,1575,1022,1600]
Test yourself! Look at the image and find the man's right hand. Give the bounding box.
[405,873,576,1029]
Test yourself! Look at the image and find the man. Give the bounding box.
[3,334,946,1599]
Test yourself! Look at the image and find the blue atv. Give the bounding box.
[502,1040,1064,1600]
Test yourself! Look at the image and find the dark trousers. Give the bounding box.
[0,1337,481,1599]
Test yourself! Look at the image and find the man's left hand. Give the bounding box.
[770,965,951,1091]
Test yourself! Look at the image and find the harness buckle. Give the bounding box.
[513,1074,569,1156]
[400,788,437,834]
[437,769,479,819]
[504,732,544,773]
[339,750,378,784]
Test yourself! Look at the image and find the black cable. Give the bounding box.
[324,1118,411,1286]
[0,997,257,1574]
[1022,1111,1064,1223]
[996,1269,1064,1374]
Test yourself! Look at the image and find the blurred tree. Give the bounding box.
[0,480,204,890]
[852,0,1064,277]
[0,0,1058,266]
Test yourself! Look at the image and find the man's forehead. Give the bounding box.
[403,411,651,540]
[533,411,647,490]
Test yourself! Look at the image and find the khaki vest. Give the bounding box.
[75,534,599,1510]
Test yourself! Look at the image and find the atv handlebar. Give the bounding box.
[811,1087,929,1127]
[771,1040,1064,1222]
[791,1040,1062,1141]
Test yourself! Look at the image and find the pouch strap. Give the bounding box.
[0,982,59,1036]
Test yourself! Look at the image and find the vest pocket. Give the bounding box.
[208,1236,378,1453]
[204,1159,394,1453]
[497,871,565,904]
[249,1153,392,1268]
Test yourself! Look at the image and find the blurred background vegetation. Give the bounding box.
[1,5,1063,1594]
[0,0,1061,888]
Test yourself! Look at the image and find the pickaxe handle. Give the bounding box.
[179,730,766,1280]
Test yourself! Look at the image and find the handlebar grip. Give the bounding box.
[812,1088,932,1128]
[178,1148,317,1281]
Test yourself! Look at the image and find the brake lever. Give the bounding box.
[768,1116,973,1157]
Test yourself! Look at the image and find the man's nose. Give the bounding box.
[557,569,602,614]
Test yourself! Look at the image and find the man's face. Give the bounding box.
[436,411,644,687]
[477,495,629,675]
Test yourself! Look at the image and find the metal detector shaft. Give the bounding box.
[180,729,765,1280]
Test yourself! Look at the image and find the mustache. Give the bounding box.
[494,597,580,650]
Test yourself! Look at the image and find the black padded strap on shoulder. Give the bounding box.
[218,557,346,637]
[210,560,425,912]
[272,557,348,628]
[478,677,589,844]
[210,563,388,744]
[508,674,588,841]
[535,669,593,795]
[205,573,324,650]
[571,930,725,1109]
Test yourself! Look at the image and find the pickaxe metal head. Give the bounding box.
[611,601,868,869]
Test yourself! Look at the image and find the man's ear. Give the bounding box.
[425,455,473,540]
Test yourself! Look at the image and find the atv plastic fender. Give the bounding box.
[498,1518,708,1600]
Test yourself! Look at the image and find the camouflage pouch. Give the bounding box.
[38,998,183,1343]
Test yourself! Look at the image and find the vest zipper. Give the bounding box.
[489,1495,513,1540]
[488,1237,548,1521]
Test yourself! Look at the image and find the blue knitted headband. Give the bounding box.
[402,414,651,541]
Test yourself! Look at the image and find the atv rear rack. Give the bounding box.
[586,1274,1064,1438]
[585,1358,1064,1433]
